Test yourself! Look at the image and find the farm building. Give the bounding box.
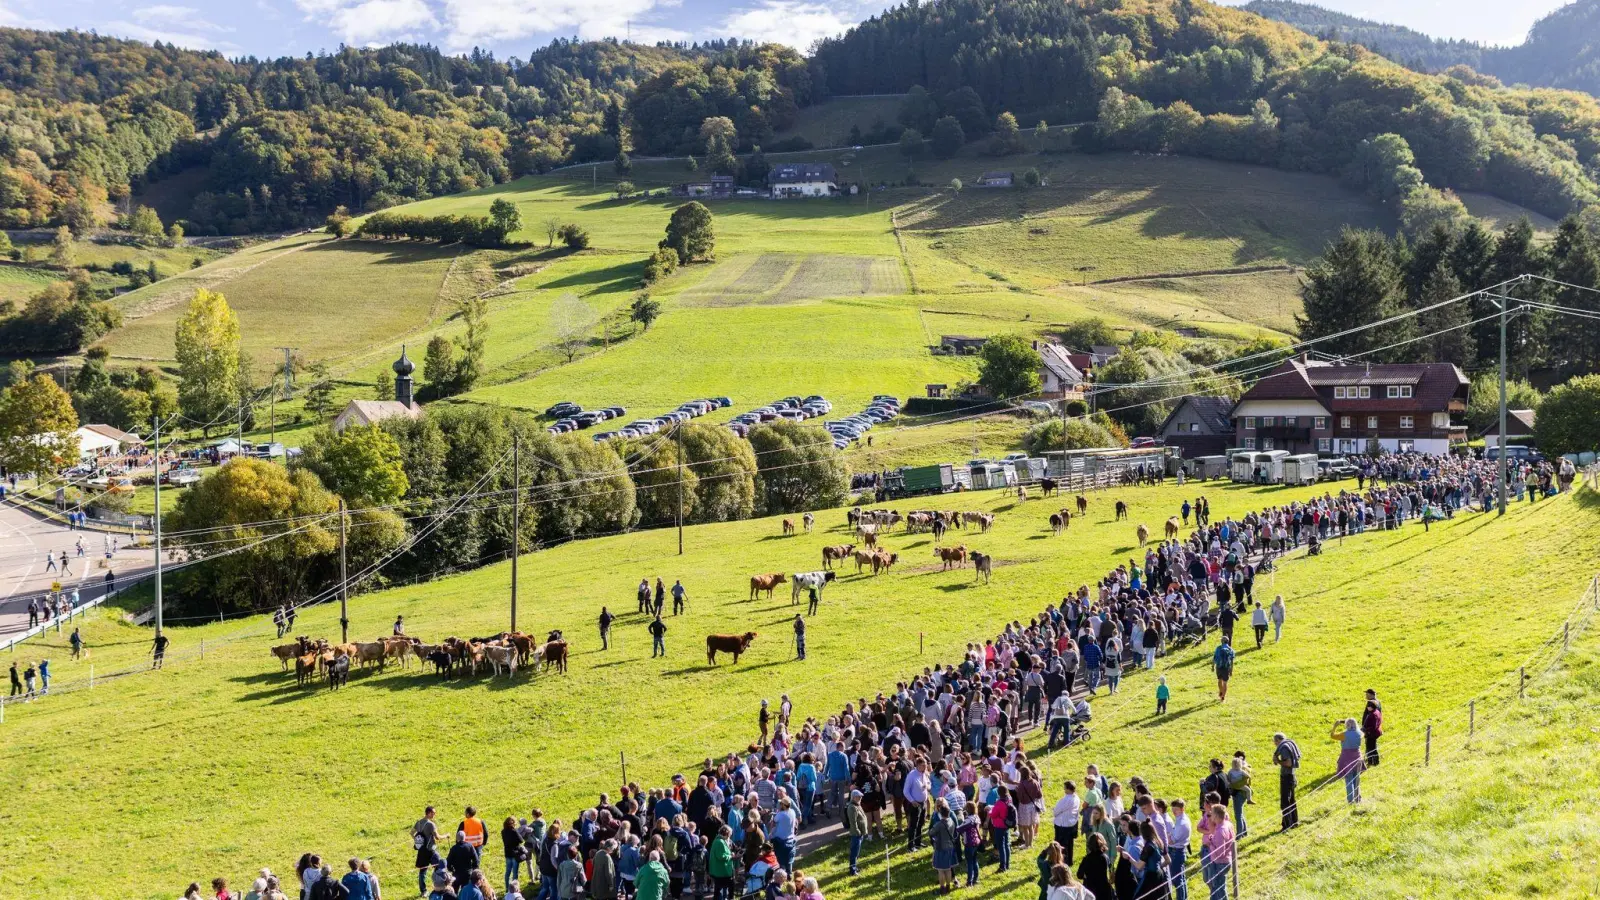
[1479,408,1536,440]
[674,175,736,199]
[976,171,1014,187]
[939,335,988,355]
[1036,342,1087,400]
[73,424,143,460]
[768,163,838,198]
[1157,396,1236,458]
[1232,357,1468,455]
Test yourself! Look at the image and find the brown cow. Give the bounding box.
[863,531,878,549]
[506,632,536,666]
[935,545,969,569]
[295,652,318,686]
[382,637,414,669]
[871,551,899,575]
[749,573,787,601]
[972,551,993,584]
[706,632,759,665]
[1165,516,1181,540]
[483,643,518,678]
[1136,523,1150,547]
[534,639,568,674]
[270,641,303,671]
[353,640,388,671]
[782,518,796,536]
[1076,495,1089,516]
[976,513,995,533]
[821,544,855,570]
[852,548,879,574]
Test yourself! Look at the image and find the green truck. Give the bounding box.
[895,463,955,496]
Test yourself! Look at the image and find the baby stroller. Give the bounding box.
[1168,617,1206,650]
[1047,707,1092,750]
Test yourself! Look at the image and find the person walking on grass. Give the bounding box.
[793,615,806,660]
[1249,602,1268,649]
[151,631,169,669]
[844,790,869,876]
[598,607,613,650]
[1362,689,1383,767]
[1211,637,1234,702]
[653,578,666,618]
[1271,733,1300,831]
[671,579,686,616]
[648,615,667,658]
[1269,595,1285,642]
[1155,677,1169,716]
[1333,718,1364,804]
[413,806,442,896]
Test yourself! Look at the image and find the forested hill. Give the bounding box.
[805,0,1600,232]
[1246,0,1600,97]
[7,0,1600,240]
[0,33,764,235]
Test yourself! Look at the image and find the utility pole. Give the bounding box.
[1497,292,1509,516]
[339,497,349,643]
[276,347,298,396]
[270,379,277,445]
[153,415,163,640]
[676,422,685,556]
[511,433,520,632]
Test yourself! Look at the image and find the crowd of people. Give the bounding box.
[181,452,1539,900]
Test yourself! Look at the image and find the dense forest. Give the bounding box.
[5,0,1600,241]
[0,33,743,234]
[1247,0,1600,96]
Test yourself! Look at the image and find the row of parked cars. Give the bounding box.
[822,396,901,449]
[545,402,629,434]
[724,395,835,438]
[588,397,734,441]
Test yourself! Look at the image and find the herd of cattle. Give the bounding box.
[265,486,1184,683]
[268,631,571,688]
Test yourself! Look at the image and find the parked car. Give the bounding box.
[592,431,618,442]
[1130,437,1161,448]
[713,397,733,408]
[1317,459,1358,481]
[603,406,626,419]
[627,421,658,434]
[546,401,581,417]
[1485,445,1544,463]
[1002,452,1030,463]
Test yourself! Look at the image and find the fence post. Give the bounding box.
[1564,622,1569,650]
[1231,855,1240,899]
[200,639,205,659]
[1520,666,1525,699]
[620,751,627,787]
[920,632,924,655]
[1424,724,1431,766]
[1468,700,1475,740]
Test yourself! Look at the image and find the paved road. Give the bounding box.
[0,501,155,638]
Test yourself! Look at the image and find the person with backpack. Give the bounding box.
[1211,638,1234,702]
[413,806,443,896]
[1270,733,1300,831]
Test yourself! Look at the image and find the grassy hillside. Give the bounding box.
[773,94,907,149]
[92,147,1432,436]
[2,482,1597,898]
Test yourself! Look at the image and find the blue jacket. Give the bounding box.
[825,750,851,781]
[653,796,682,823]
[1213,643,1235,671]
[342,873,374,900]
[1082,642,1103,669]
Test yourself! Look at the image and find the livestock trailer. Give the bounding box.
[1230,451,1256,482]
[1249,450,1291,483]
[898,463,955,496]
[1186,455,1229,481]
[1281,453,1320,486]
[970,463,1016,490]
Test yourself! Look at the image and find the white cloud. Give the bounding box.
[109,6,240,51]
[720,0,853,50]
[330,0,438,44]
[438,0,680,50]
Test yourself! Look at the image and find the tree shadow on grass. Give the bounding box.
[300,239,460,265]
[539,258,643,291]
[1128,701,1211,729]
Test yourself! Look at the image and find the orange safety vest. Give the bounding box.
[461,816,486,848]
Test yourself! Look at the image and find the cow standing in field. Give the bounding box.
[782,519,796,536]
[803,513,815,534]
[1137,523,1151,547]
[1165,516,1181,540]
[749,573,788,601]
[1040,478,1057,498]
[706,632,758,665]
[1076,495,1089,516]
[932,519,947,545]
[852,548,878,574]
[791,571,836,606]
[326,654,350,690]
[972,551,993,584]
[935,545,968,570]
[821,545,855,570]
[1050,511,1068,536]
[1115,500,1129,521]
[871,551,899,574]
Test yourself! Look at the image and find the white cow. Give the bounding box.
[790,570,837,605]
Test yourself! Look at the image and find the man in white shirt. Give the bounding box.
[1052,781,1082,863]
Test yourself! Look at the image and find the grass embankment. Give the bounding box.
[1,482,1596,898]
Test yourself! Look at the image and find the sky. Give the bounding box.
[0,0,1576,60]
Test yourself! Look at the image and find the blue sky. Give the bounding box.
[0,0,1573,60]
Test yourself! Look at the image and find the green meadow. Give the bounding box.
[2,481,1597,898]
